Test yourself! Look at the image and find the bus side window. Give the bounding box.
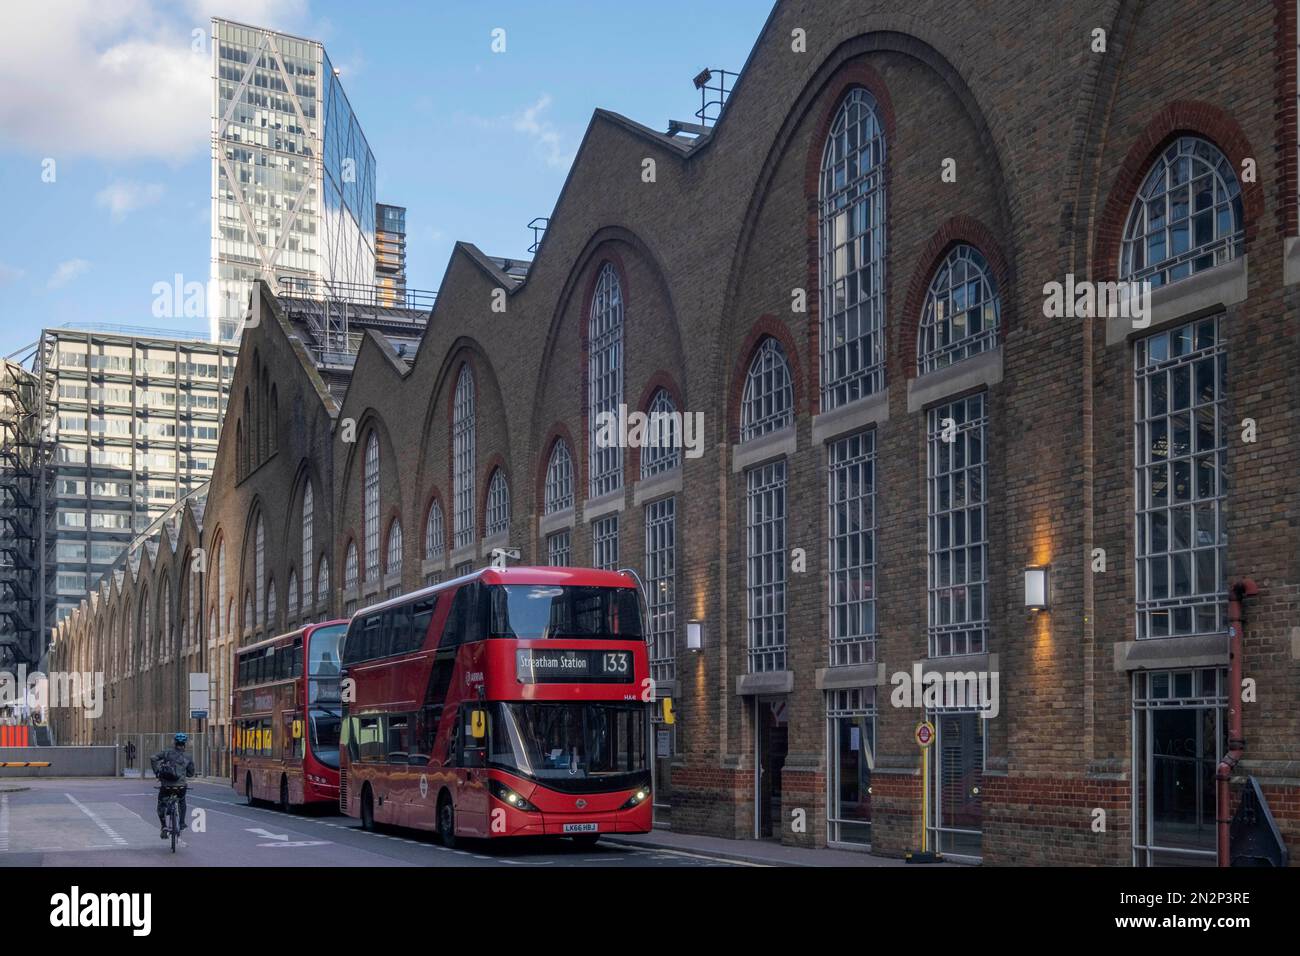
[411,704,438,766]
[357,716,384,762]
[387,715,410,763]
[445,708,460,768]
[410,597,436,652]
[292,637,304,678]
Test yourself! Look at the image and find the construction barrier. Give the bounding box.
[0,761,50,768]
[0,725,31,747]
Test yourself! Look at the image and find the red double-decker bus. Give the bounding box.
[232,620,347,811]
[338,567,653,846]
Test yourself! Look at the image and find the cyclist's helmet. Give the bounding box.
[174,733,189,745]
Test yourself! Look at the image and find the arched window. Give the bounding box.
[588,263,624,498]
[386,519,403,577]
[819,87,887,408]
[243,591,253,635]
[741,338,794,441]
[364,431,380,580]
[453,365,476,548]
[255,514,265,628]
[316,557,329,606]
[217,541,226,636]
[287,569,299,620]
[1120,136,1243,287]
[301,483,313,605]
[344,542,358,590]
[918,245,1001,374]
[544,441,574,514]
[640,388,681,478]
[266,577,277,631]
[486,470,510,537]
[425,500,445,561]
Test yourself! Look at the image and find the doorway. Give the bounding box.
[754,696,788,839]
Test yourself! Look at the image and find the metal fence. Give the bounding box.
[115,732,214,779]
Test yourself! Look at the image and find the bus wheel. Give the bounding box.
[245,773,255,806]
[437,793,457,849]
[360,785,375,831]
[279,776,291,814]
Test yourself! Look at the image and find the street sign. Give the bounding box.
[915,721,935,748]
[190,710,208,720]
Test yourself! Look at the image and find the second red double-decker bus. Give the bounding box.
[232,620,347,811]
[339,566,652,846]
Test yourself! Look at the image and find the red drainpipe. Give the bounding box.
[1216,578,1258,867]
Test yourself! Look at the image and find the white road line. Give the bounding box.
[0,793,9,851]
[64,793,128,846]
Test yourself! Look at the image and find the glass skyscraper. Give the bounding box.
[210,18,377,344]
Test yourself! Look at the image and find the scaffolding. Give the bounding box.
[0,356,52,668]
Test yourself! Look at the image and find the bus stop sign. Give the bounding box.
[915,721,935,748]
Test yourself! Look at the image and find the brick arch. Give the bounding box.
[629,370,686,478]
[801,63,896,414]
[477,452,511,536]
[727,316,805,445]
[535,422,579,510]
[1091,101,1263,282]
[897,215,1013,381]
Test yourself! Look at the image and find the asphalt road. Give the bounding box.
[0,777,743,868]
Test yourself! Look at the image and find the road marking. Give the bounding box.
[0,793,9,851]
[64,793,128,846]
[246,827,290,842]
[601,840,765,867]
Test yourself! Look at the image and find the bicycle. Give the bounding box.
[159,786,184,853]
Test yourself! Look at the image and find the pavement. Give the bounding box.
[604,829,948,866]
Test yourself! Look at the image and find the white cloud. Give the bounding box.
[0,0,309,162]
[0,263,25,286]
[48,259,91,290]
[96,180,166,220]
[512,95,574,170]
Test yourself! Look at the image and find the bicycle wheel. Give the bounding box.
[168,804,178,853]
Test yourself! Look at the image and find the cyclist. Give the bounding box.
[150,733,196,839]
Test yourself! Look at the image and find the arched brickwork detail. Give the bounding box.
[1092,101,1264,281]
[727,316,805,445]
[897,215,1012,381]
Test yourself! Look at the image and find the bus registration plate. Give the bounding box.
[563,823,599,833]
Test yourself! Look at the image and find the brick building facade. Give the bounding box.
[51,0,1300,865]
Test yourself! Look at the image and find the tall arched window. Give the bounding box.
[918,244,1001,374]
[641,388,681,478]
[344,542,358,590]
[316,557,330,606]
[266,577,277,631]
[741,338,794,441]
[819,87,887,408]
[243,591,253,636]
[217,541,226,637]
[364,432,380,580]
[386,520,403,576]
[453,365,476,548]
[486,470,510,537]
[301,483,313,607]
[588,263,624,498]
[287,569,299,620]
[425,500,445,561]
[545,441,574,514]
[255,514,265,628]
[1120,136,1243,287]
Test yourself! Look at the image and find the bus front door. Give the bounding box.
[457,709,489,836]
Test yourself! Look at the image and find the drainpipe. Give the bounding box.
[1216,578,1258,867]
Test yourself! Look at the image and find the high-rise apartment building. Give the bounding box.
[374,203,407,307]
[210,18,378,345]
[36,328,235,628]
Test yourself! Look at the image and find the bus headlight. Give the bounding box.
[621,787,650,809]
[489,779,538,812]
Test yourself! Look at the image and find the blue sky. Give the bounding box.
[0,0,774,358]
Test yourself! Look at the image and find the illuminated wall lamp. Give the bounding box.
[686,619,704,652]
[1024,566,1050,611]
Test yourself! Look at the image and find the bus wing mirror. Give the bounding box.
[470,709,486,739]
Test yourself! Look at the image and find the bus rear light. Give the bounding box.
[489,779,538,812]
[621,788,650,809]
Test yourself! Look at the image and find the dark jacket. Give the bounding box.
[151,746,195,786]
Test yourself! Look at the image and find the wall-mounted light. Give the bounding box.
[686,619,704,652]
[1024,566,1050,611]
